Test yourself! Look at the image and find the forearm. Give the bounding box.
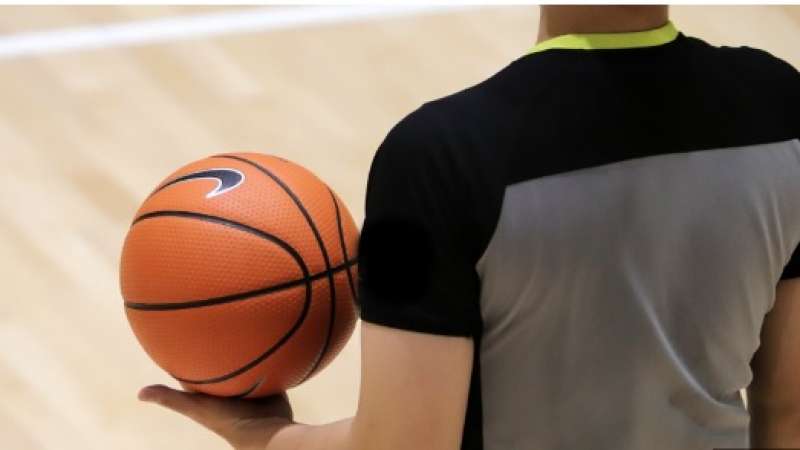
[267,418,354,450]
[749,400,800,447]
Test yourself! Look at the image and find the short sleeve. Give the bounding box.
[781,245,800,280]
[766,52,800,281]
[357,106,482,337]
[779,58,800,280]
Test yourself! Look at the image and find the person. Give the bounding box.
[138,5,800,449]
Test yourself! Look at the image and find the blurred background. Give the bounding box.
[0,5,798,450]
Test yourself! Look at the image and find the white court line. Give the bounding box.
[0,5,473,60]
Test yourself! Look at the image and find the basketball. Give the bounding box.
[119,153,359,398]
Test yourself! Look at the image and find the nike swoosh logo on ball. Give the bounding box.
[153,168,245,198]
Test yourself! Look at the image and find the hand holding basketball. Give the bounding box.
[139,384,294,450]
[120,153,359,398]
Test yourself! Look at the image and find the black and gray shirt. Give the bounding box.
[357,21,800,450]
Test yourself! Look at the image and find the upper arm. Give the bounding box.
[749,55,800,440]
[350,106,484,449]
[756,50,800,402]
[351,322,473,450]
[780,246,800,280]
[748,278,800,447]
[357,105,483,336]
[749,278,800,410]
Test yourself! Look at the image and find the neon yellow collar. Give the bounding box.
[530,21,679,54]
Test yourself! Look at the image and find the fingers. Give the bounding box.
[138,384,235,432]
[138,385,295,449]
[138,385,293,426]
[138,384,191,410]
[138,384,170,402]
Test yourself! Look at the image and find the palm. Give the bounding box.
[139,385,294,450]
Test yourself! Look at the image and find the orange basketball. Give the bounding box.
[120,153,358,398]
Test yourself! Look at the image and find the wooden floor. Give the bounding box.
[0,6,797,450]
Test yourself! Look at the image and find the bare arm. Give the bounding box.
[141,321,474,450]
[268,321,473,450]
[748,277,800,447]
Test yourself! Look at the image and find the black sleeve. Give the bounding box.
[782,245,800,280]
[778,56,800,280]
[357,105,482,336]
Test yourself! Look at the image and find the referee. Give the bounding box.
[140,5,800,450]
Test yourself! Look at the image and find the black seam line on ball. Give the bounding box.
[298,190,346,383]
[131,210,306,272]
[329,188,357,301]
[126,209,312,313]
[173,271,312,385]
[231,377,263,399]
[124,258,357,311]
[175,278,314,385]
[295,189,355,383]
[136,210,315,385]
[215,155,337,385]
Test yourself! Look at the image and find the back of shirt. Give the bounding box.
[357,22,800,449]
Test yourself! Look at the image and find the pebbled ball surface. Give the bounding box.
[120,152,358,397]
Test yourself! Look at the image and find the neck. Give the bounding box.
[537,6,669,43]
